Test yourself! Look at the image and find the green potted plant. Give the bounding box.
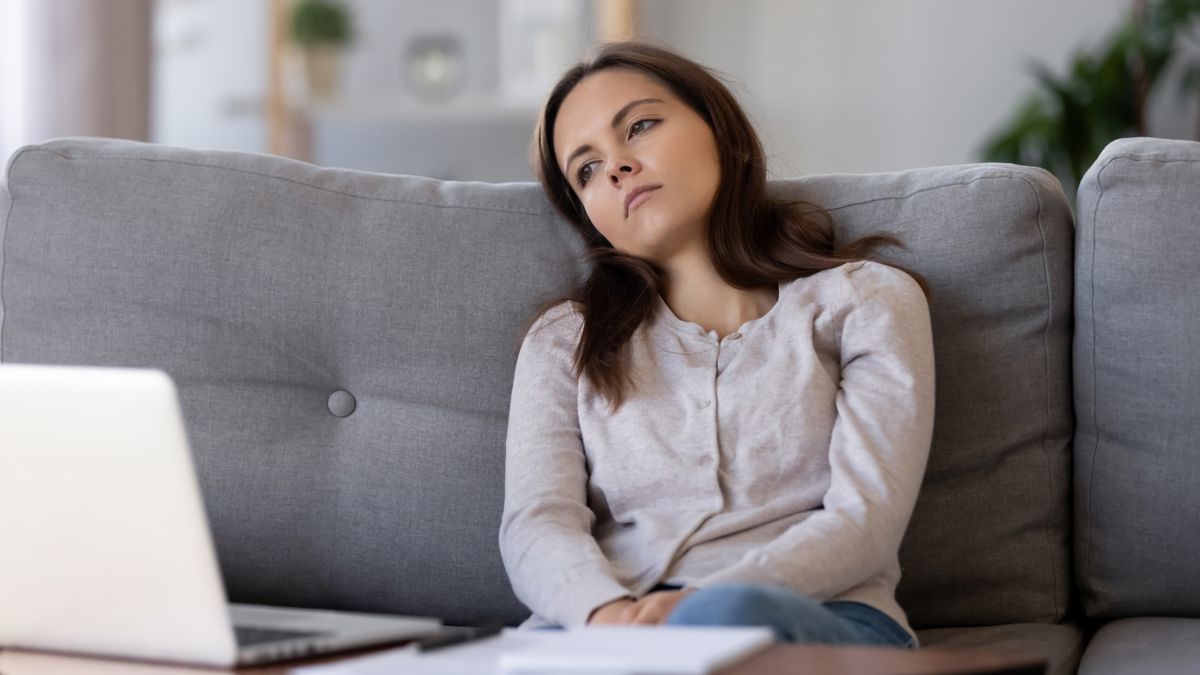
[980,0,1200,200]
[289,0,355,102]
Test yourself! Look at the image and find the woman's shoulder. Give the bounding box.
[787,260,927,321]
[802,260,924,303]
[523,299,585,345]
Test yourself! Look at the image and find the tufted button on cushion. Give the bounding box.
[327,390,357,417]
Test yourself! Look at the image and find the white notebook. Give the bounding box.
[498,626,774,674]
[293,625,775,675]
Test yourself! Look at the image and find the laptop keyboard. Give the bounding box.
[234,624,328,647]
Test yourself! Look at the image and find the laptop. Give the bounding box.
[0,363,443,667]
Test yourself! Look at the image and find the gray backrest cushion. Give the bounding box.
[781,167,1074,628]
[1074,137,1200,619]
[1,138,586,626]
[1,137,1073,628]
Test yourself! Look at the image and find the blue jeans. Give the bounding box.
[549,582,916,649]
[664,582,916,649]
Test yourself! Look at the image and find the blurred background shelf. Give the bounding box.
[301,97,540,123]
[304,99,540,181]
[261,0,624,180]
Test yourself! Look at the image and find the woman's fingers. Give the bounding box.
[602,590,694,626]
[629,594,670,625]
[618,600,642,624]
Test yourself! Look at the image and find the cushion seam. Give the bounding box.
[1082,155,1117,604]
[1018,173,1064,623]
[817,172,1050,214]
[1094,153,1200,167]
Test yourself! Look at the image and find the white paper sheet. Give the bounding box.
[291,628,556,675]
[291,626,774,675]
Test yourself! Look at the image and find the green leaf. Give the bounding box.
[290,0,354,47]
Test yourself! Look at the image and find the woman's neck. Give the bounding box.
[659,257,778,339]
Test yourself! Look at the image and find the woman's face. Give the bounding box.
[553,68,721,265]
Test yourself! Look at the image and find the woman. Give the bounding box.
[499,40,935,649]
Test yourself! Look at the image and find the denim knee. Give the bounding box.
[668,583,802,628]
[665,582,878,646]
[667,582,842,644]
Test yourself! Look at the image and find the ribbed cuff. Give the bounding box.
[549,568,634,628]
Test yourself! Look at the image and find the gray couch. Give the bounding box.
[1,136,1196,674]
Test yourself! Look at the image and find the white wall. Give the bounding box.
[152,0,266,153]
[639,0,1184,177]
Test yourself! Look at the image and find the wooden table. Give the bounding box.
[0,643,1047,675]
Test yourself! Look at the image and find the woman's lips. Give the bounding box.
[626,186,660,216]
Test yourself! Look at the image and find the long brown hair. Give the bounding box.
[520,39,931,414]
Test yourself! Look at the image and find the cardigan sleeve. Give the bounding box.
[498,303,633,626]
[690,262,936,599]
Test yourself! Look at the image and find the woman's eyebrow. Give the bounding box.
[563,98,664,174]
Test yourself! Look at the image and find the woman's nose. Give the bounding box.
[608,158,638,184]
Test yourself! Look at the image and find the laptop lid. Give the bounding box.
[0,363,240,667]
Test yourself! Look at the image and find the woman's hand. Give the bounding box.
[587,589,697,625]
[626,589,695,625]
[587,596,639,625]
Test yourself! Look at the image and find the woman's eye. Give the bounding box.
[629,118,657,137]
[577,161,596,187]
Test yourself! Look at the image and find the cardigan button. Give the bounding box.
[700,456,714,466]
[699,399,711,408]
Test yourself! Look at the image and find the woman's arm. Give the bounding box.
[499,304,634,627]
[690,262,936,599]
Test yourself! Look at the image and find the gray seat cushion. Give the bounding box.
[1073,137,1200,619]
[918,623,1084,675]
[1077,618,1200,675]
[1,137,1073,629]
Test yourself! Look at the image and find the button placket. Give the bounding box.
[699,359,718,469]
